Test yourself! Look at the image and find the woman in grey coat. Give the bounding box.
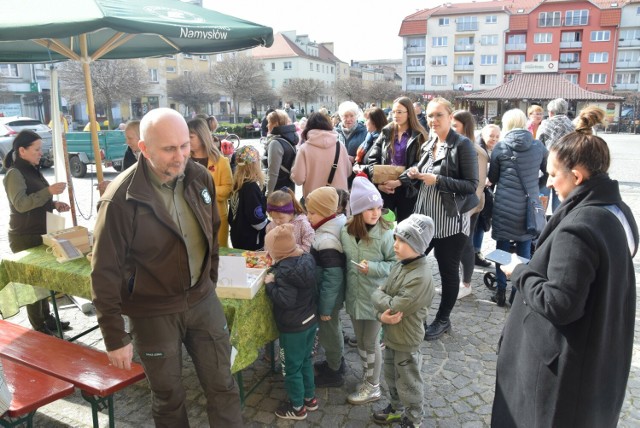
[487,109,547,306]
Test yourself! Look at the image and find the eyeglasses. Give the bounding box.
[392,110,408,115]
[427,112,447,120]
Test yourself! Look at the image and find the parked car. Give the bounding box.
[0,116,53,173]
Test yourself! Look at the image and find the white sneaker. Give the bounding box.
[347,380,381,405]
[457,283,472,299]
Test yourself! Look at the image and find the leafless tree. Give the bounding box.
[209,54,267,123]
[366,81,400,107]
[248,82,278,117]
[167,71,219,116]
[59,59,148,129]
[334,77,365,105]
[281,78,325,115]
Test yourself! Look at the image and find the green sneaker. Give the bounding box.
[372,404,402,425]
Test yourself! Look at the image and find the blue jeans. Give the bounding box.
[473,226,484,253]
[495,239,532,291]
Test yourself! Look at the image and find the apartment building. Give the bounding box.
[615,1,640,92]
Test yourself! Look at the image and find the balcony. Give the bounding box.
[616,61,640,69]
[406,46,426,53]
[563,18,589,27]
[454,64,474,71]
[559,41,582,49]
[537,19,561,28]
[558,61,581,69]
[504,63,522,72]
[613,83,639,91]
[406,65,426,72]
[505,43,526,51]
[406,84,425,91]
[619,39,640,48]
[454,44,475,52]
[456,22,478,32]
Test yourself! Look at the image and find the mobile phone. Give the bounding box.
[350,260,365,269]
[485,249,529,265]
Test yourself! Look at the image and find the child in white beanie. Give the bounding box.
[371,213,435,428]
[340,173,396,404]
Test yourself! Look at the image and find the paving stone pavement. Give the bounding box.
[0,135,638,427]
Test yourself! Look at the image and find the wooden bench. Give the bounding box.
[0,320,145,428]
[1,357,74,428]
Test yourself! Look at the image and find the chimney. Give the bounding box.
[320,42,334,53]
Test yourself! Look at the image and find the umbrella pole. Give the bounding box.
[80,34,105,191]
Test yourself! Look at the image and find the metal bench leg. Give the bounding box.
[81,391,115,428]
[0,411,35,428]
[235,371,245,407]
[48,290,64,338]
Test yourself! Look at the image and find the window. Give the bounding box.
[149,68,158,82]
[409,57,425,66]
[565,10,588,26]
[439,17,449,26]
[485,15,497,24]
[534,33,553,43]
[283,61,292,70]
[533,54,552,62]
[271,62,276,71]
[538,11,561,27]
[616,73,638,84]
[591,31,610,42]
[310,63,313,71]
[0,64,19,77]
[507,34,526,44]
[183,70,191,76]
[587,73,607,84]
[620,29,640,40]
[561,31,582,42]
[316,64,320,72]
[432,36,447,47]
[480,55,498,65]
[183,53,192,59]
[331,66,334,73]
[456,16,478,31]
[271,79,275,89]
[589,52,608,63]
[618,51,640,62]
[456,55,473,65]
[560,52,579,63]
[410,76,425,85]
[564,74,578,84]
[431,75,447,86]
[408,38,425,48]
[432,56,448,66]
[481,34,498,45]
[480,74,497,85]
[199,55,208,60]
[506,54,525,64]
[166,66,175,73]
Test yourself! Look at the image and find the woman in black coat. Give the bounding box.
[407,97,478,341]
[493,107,638,428]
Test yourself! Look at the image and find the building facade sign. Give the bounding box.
[522,61,558,73]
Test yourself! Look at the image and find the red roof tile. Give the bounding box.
[398,20,427,36]
[462,73,624,101]
[600,9,621,26]
[250,33,341,63]
[509,15,529,31]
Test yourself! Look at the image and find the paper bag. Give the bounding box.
[372,165,406,184]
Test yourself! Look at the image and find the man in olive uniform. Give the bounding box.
[91,108,242,427]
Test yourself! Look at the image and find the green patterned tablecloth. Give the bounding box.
[0,246,278,373]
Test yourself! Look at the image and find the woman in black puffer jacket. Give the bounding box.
[488,109,547,306]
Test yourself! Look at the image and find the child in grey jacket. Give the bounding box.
[371,214,435,428]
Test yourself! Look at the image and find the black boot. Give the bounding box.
[45,315,72,331]
[474,252,492,268]
[491,289,506,307]
[424,317,451,341]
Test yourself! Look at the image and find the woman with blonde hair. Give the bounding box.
[367,96,429,222]
[229,145,267,250]
[407,97,478,340]
[526,105,544,139]
[187,118,233,247]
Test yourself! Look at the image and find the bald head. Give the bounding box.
[139,108,190,182]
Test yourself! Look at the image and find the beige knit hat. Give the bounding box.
[305,187,339,219]
[264,224,304,262]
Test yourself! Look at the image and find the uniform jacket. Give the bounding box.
[371,256,434,353]
[265,253,317,333]
[488,129,547,241]
[229,181,267,250]
[492,173,638,428]
[264,124,299,195]
[340,222,395,320]
[335,121,368,157]
[207,155,232,248]
[416,128,479,216]
[310,214,347,316]
[5,157,55,245]
[366,124,425,195]
[91,157,220,351]
[290,129,351,198]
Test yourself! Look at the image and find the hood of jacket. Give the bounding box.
[305,129,339,149]
[502,129,534,152]
[272,124,299,145]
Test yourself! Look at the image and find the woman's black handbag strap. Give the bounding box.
[327,141,340,185]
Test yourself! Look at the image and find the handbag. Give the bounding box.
[505,147,546,236]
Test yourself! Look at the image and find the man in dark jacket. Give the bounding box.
[91,108,242,427]
[414,102,430,134]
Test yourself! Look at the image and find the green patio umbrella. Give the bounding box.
[0,0,273,189]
